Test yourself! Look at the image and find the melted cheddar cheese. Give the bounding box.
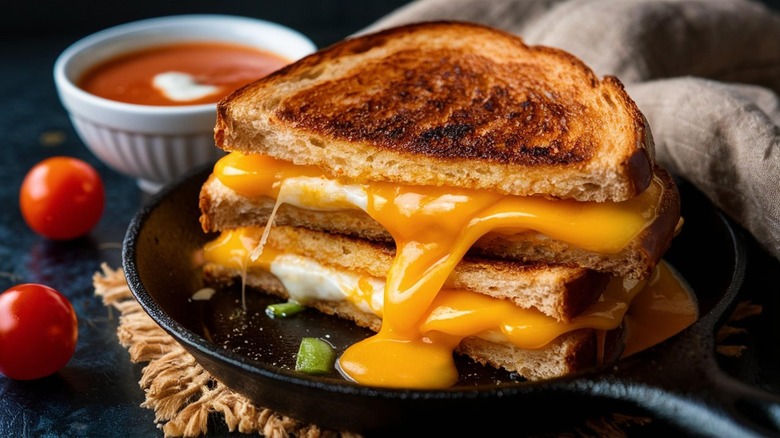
[206,151,696,388]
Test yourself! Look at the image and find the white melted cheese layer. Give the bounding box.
[269,253,384,316]
[276,176,367,210]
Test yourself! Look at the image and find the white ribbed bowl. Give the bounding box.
[54,14,316,194]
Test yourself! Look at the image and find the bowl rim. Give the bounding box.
[53,13,317,115]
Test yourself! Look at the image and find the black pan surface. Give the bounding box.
[123,164,780,436]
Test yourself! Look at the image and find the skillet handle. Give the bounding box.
[586,322,780,438]
[696,368,780,437]
[565,363,780,437]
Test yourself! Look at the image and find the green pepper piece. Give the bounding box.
[265,300,305,318]
[295,337,336,375]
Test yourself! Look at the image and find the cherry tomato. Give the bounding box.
[19,156,105,240]
[0,283,79,380]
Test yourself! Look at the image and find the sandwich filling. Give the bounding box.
[204,151,696,388]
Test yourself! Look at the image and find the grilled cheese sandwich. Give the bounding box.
[198,21,696,389]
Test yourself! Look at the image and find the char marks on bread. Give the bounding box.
[215,21,654,202]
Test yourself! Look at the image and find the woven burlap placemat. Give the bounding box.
[93,264,357,438]
[92,263,760,437]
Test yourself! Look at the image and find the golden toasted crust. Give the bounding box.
[214,21,654,202]
[198,166,679,279]
[203,263,602,382]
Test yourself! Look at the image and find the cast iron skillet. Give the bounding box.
[123,164,780,436]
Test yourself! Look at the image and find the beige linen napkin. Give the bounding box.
[362,0,780,261]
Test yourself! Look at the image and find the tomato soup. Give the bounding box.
[78,41,290,106]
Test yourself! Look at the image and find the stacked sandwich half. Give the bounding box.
[198,21,694,389]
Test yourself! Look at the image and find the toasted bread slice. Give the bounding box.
[202,225,611,322]
[204,263,602,381]
[201,224,614,381]
[220,225,609,321]
[199,166,680,279]
[214,21,654,202]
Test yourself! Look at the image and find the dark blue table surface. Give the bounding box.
[1,1,778,437]
[0,2,410,436]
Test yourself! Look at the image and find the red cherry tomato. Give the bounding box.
[19,156,105,240]
[0,284,79,380]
